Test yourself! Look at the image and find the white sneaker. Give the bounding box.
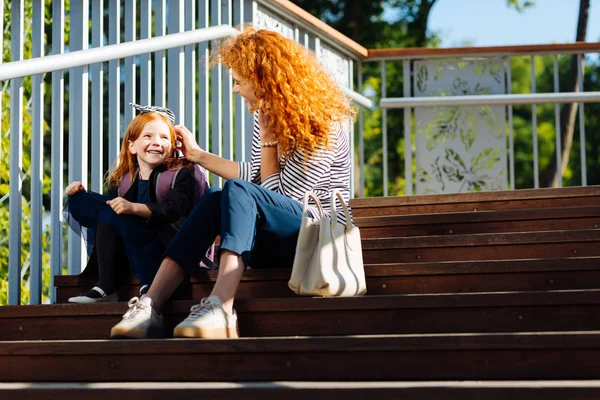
[110,296,164,339]
[173,295,239,339]
[68,286,117,304]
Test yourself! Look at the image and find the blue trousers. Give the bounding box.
[67,191,164,286]
[165,178,304,272]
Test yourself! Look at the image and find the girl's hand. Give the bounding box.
[66,181,85,196]
[106,197,135,215]
[174,124,202,162]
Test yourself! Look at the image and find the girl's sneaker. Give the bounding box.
[68,286,117,303]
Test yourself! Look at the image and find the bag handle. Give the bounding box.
[302,191,325,218]
[330,189,353,231]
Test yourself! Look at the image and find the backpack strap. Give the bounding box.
[117,169,138,198]
[155,168,179,203]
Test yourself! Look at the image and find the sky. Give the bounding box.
[424,0,600,47]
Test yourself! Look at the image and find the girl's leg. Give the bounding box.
[95,221,128,293]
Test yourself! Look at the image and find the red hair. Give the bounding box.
[214,27,355,158]
[106,112,185,188]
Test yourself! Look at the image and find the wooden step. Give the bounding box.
[3,290,600,340]
[3,331,600,381]
[3,381,600,400]
[350,186,600,217]
[355,206,600,238]
[363,229,600,264]
[54,257,600,302]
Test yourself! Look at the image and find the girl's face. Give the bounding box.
[128,118,172,171]
[232,70,260,111]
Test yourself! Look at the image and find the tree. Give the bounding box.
[543,0,591,187]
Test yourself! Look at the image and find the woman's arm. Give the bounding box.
[174,125,239,180]
[258,110,280,182]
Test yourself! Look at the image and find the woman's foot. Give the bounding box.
[110,296,164,339]
[68,286,117,303]
[173,295,239,339]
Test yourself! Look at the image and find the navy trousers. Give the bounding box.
[67,191,164,286]
[165,178,304,272]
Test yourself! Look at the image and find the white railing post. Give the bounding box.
[402,60,412,196]
[29,0,45,305]
[50,0,65,304]
[90,0,104,194]
[211,0,224,187]
[553,55,562,187]
[124,0,137,123]
[140,0,152,105]
[8,0,24,305]
[198,0,210,153]
[108,0,120,169]
[381,60,388,197]
[184,0,197,132]
[67,0,89,275]
[168,0,185,123]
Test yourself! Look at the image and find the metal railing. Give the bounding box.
[357,43,600,196]
[3,1,598,307]
[0,0,368,305]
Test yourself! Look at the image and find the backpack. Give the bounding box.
[118,164,217,270]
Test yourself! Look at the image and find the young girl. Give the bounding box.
[65,104,196,303]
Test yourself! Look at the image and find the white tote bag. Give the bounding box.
[288,190,367,297]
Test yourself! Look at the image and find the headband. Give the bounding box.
[129,102,176,124]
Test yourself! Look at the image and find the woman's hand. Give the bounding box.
[66,181,85,196]
[174,124,203,163]
[258,108,276,142]
[106,197,135,215]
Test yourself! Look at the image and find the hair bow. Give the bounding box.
[129,103,176,124]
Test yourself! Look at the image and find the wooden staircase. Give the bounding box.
[2,186,600,399]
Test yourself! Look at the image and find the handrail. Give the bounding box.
[0,25,238,81]
[381,92,600,108]
[0,22,370,108]
[367,41,600,61]
[262,0,368,58]
[344,88,373,109]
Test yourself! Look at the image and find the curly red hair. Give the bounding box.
[214,27,355,158]
[106,112,188,188]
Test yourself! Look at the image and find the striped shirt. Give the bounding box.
[238,115,352,225]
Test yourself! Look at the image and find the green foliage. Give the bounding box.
[1,0,54,305]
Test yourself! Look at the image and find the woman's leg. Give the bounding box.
[174,179,303,338]
[210,250,245,315]
[144,257,187,309]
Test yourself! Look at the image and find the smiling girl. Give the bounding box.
[64,104,196,303]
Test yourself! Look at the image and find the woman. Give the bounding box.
[110,27,355,339]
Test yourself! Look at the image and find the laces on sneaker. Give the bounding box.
[188,298,218,319]
[122,297,148,319]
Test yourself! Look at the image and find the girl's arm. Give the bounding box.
[66,181,86,196]
[106,197,152,218]
[174,125,239,180]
